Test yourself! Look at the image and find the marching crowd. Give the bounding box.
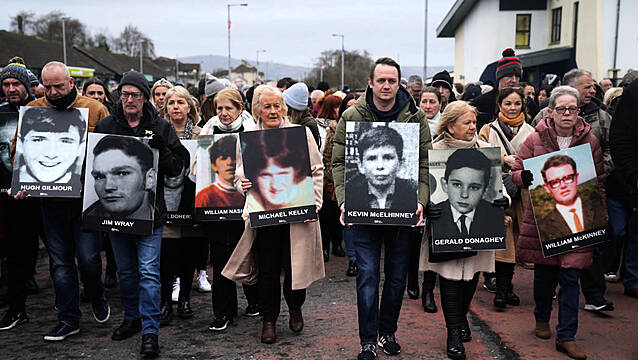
[0,46,637,360]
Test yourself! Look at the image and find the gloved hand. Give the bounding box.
[148,134,166,150]
[426,201,442,219]
[521,170,534,187]
[492,197,509,209]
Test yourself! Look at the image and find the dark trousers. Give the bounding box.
[439,274,479,329]
[160,237,200,303]
[605,197,629,274]
[208,222,258,319]
[534,265,580,342]
[4,199,40,313]
[319,198,343,251]
[495,261,515,293]
[350,225,412,345]
[255,224,305,323]
[407,228,423,291]
[423,271,437,292]
[579,248,606,302]
[103,235,117,276]
[196,237,210,271]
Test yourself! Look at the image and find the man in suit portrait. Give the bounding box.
[346,124,417,211]
[433,148,502,238]
[537,154,607,242]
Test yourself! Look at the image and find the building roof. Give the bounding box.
[437,0,480,38]
[155,56,200,73]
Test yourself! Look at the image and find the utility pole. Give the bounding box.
[256,49,266,83]
[424,0,428,80]
[332,34,345,90]
[62,18,67,64]
[139,40,143,73]
[228,3,248,83]
[176,55,179,83]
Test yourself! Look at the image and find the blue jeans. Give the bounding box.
[40,200,103,327]
[109,227,163,335]
[605,197,628,274]
[625,211,638,290]
[533,265,580,342]
[343,226,356,262]
[351,225,412,345]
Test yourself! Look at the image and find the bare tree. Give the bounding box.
[10,11,35,35]
[304,50,374,90]
[113,25,156,58]
[32,11,90,46]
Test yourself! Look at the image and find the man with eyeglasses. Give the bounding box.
[94,70,188,358]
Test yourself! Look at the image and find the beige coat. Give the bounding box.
[221,118,325,290]
[419,135,505,281]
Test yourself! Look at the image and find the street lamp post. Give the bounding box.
[61,17,67,64]
[423,0,428,80]
[332,34,345,90]
[256,49,266,83]
[139,40,144,73]
[228,3,248,83]
[320,65,325,82]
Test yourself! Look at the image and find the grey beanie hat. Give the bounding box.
[282,82,308,111]
[205,74,227,98]
[0,63,31,90]
[118,70,151,99]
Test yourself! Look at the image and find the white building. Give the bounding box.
[437,0,637,86]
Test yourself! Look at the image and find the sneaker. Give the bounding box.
[245,304,260,317]
[604,272,619,282]
[92,298,110,323]
[43,322,80,341]
[171,278,180,303]
[196,270,211,293]
[377,334,401,355]
[208,316,233,331]
[584,297,614,312]
[483,277,497,293]
[0,311,28,331]
[358,343,377,360]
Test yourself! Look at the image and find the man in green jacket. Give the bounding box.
[332,57,432,360]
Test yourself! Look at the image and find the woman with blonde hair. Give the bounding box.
[151,78,173,118]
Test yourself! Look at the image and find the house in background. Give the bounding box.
[437,0,637,86]
[214,60,265,87]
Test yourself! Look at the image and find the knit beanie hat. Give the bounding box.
[283,82,308,111]
[620,69,638,87]
[0,61,30,90]
[205,74,226,98]
[431,70,453,91]
[118,70,151,99]
[495,48,522,81]
[26,69,39,87]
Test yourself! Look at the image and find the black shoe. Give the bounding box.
[378,333,401,355]
[407,286,419,300]
[332,244,346,257]
[112,318,141,340]
[323,249,329,262]
[92,298,110,323]
[104,273,118,289]
[140,333,159,358]
[177,300,194,319]
[483,277,497,293]
[43,322,80,341]
[346,260,358,277]
[159,304,173,326]
[584,297,614,312]
[208,315,233,331]
[506,290,520,306]
[0,310,28,331]
[460,324,472,342]
[494,291,507,308]
[446,328,466,360]
[245,304,260,317]
[358,343,377,360]
[24,277,39,295]
[422,291,437,313]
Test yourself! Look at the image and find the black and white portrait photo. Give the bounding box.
[344,121,420,225]
[239,126,317,227]
[429,147,505,252]
[194,134,244,221]
[81,133,159,235]
[11,106,88,197]
[0,112,18,193]
[164,139,197,224]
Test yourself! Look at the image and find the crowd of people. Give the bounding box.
[0,47,637,360]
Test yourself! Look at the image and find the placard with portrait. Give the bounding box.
[165,139,197,224]
[0,112,18,194]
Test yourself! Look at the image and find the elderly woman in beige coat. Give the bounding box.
[221,86,325,344]
[420,101,510,360]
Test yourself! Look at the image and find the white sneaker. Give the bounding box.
[197,270,212,292]
[171,278,180,302]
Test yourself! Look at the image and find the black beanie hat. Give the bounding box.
[118,70,150,99]
[495,48,522,81]
[431,70,453,91]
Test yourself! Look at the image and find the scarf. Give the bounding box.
[217,112,244,132]
[181,118,194,140]
[498,111,525,127]
[47,87,77,110]
[316,117,329,128]
[442,131,478,149]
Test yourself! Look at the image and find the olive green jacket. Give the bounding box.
[331,88,432,207]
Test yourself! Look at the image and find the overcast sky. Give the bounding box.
[2,0,456,67]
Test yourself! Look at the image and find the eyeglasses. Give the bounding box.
[547,173,576,189]
[120,92,143,100]
[553,106,578,114]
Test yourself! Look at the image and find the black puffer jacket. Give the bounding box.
[610,79,638,206]
[94,101,189,227]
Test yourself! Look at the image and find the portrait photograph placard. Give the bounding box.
[344,121,420,225]
[194,134,244,221]
[429,147,505,252]
[165,139,197,224]
[0,112,18,194]
[81,133,159,235]
[11,106,89,198]
[523,144,608,257]
[239,126,317,227]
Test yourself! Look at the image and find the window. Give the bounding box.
[516,14,531,48]
[551,7,562,43]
